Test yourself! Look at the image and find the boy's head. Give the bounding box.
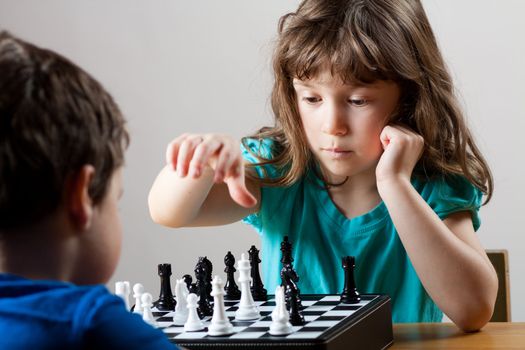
[0,31,128,230]
[0,31,129,283]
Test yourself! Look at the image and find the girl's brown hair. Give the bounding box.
[243,0,493,203]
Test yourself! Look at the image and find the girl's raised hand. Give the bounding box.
[166,133,257,208]
[376,125,424,186]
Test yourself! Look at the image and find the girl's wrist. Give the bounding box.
[377,175,413,199]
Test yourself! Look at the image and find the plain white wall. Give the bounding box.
[1,0,523,321]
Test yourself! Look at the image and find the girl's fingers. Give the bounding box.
[213,144,236,183]
[226,169,257,208]
[176,135,204,177]
[190,138,222,178]
[166,133,190,170]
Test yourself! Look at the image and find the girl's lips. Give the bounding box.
[322,148,353,158]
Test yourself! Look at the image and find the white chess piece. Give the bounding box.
[115,281,131,310]
[208,275,234,336]
[172,279,189,325]
[235,253,260,320]
[141,292,158,327]
[132,283,145,315]
[269,286,293,335]
[184,293,205,332]
[123,281,131,309]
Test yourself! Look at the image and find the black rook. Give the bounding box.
[340,256,361,304]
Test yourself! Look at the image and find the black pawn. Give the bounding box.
[195,260,212,317]
[153,263,176,311]
[224,251,241,300]
[248,245,267,301]
[340,256,360,304]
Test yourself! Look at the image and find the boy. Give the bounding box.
[0,31,175,349]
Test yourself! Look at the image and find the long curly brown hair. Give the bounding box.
[243,0,493,203]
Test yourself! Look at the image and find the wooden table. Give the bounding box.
[392,323,525,349]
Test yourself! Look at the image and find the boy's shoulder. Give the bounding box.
[0,273,116,323]
[0,274,174,349]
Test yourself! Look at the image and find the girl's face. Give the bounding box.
[293,70,400,181]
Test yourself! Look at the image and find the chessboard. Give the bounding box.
[153,293,393,350]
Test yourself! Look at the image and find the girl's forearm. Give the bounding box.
[148,165,215,228]
[378,178,497,331]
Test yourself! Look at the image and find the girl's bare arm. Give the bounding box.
[148,134,259,228]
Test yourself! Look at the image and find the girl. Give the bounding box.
[149,0,497,331]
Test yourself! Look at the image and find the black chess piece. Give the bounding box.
[199,256,213,301]
[153,263,176,311]
[288,291,305,326]
[281,264,303,311]
[224,251,241,300]
[280,236,293,265]
[183,274,198,294]
[182,274,193,290]
[248,245,267,301]
[281,265,304,325]
[340,256,361,304]
[195,259,212,317]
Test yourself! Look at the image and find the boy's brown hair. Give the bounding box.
[0,31,129,230]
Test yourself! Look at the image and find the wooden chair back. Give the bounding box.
[486,250,511,322]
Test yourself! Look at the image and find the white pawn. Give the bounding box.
[208,275,234,336]
[184,293,205,332]
[141,292,158,327]
[269,286,293,335]
[115,281,131,310]
[235,253,260,320]
[173,279,189,325]
[132,283,145,315]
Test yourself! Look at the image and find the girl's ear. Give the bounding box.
[66,165,95,230]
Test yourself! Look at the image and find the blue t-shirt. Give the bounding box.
[241,138,482,323]
[0,274,176,349]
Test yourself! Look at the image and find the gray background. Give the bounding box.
[1,0,523,321]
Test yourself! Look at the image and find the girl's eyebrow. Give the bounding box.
[292,79,374,90]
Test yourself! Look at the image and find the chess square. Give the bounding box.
[174,332,208,339]
[316,315,346,321]
[304,315,320,322]
[286,332,323,339]
[303,305,335,312]
[157,321,174,328]
[230,332,266,339]
[157,315,174,322]
[305,320,339,327]
[324,310,356,317]
[250,320,273,327]
[320,295,341,302]
[333,305,360,311]
[162,326,185,334]
[302,310,326,316]
[240,327,269,333]
[258,305,274,312]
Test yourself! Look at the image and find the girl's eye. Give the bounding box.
[302,97,321,104]
[349,98,368,106]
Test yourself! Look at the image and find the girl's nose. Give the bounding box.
[321,103,348,136]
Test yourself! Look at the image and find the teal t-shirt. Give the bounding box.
[241,138,483,323]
